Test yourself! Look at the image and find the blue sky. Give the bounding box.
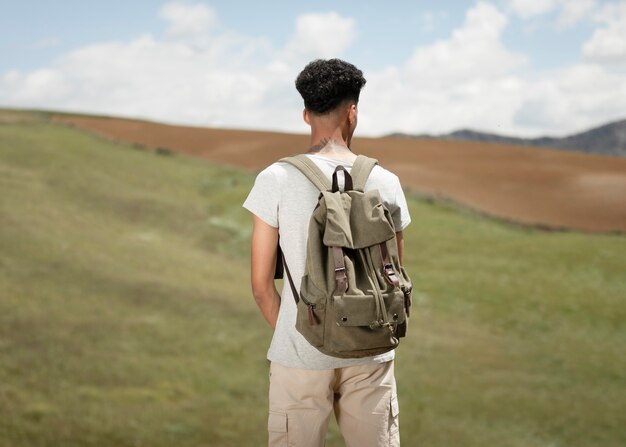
[1,0,625,137]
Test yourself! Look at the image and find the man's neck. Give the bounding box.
[307,138,356,162]
[307,137,346,151]
[307,129,356,162]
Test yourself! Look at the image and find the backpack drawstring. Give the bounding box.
[361,248,391,330]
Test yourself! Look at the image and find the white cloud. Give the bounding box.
[406,1,526,82]
[509,0,558,18]
[510,0,597,27]
[0,26,293,130]
[582,1,626,64]
[557,0,597,28]
[513,64,626,134]
[359,2,528,135]
[2,70,21,83]
[8,68,71,103]
[160,1,217,38]
[282,12,356,61]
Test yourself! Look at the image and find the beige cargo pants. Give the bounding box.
[268,360,400,446]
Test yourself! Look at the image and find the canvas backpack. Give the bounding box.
[277,154,413,359]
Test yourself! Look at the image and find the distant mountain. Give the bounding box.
[389,118,626,157]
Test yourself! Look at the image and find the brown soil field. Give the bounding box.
[53,114,626,233]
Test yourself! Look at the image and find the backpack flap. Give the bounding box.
[320,189,396,249]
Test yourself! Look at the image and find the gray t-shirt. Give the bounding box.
[243,154,412,370]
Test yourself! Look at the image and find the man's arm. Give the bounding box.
[396,231,405,265]
[250,215,281,329]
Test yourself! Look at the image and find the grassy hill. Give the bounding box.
[1,111,625,446]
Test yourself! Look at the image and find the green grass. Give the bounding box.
[1,110,625,446]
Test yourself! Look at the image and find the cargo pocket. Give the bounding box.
[268,410,288,446]
[388,394,400,447]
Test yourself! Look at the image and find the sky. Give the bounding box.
[1,0,625,137]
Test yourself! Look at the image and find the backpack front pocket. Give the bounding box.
[328,292,404,356]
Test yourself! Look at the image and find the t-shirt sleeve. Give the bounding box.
[391,178,411,231]
[242,166,280,228]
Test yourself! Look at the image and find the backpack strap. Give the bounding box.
[280,248,299,305]
[351,155,378,191]
[331,165,353,192]
[279,155,332,191]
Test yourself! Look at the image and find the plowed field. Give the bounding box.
[54,114,626,233]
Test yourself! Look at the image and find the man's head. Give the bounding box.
[295,58,366,115]
[295,59,366,141]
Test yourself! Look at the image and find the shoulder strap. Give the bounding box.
[280,249,300,305]
[279,154,331,192]
[350,155,379,191]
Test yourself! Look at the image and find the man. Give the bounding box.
[243,59,411,446]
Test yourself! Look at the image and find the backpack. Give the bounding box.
[276,154,413,359]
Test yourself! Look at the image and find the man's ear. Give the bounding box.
[303,108,311,125]
[348,103,358,126]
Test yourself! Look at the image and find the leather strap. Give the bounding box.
[350,155,378,191]
[403,285,412,317]
[274,244,284,279]
[380,242,400,287]
[281,249,319,325]
[332,246,348,295]
[279,155,332,191]
[280,250,300,304]
[331,165,353,192]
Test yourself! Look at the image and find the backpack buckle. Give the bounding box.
[332,247,348,294]
[402,285,413,317]
[383,263,400,287]
[334,267,348,294]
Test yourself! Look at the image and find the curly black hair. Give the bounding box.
[295,59,366,115]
